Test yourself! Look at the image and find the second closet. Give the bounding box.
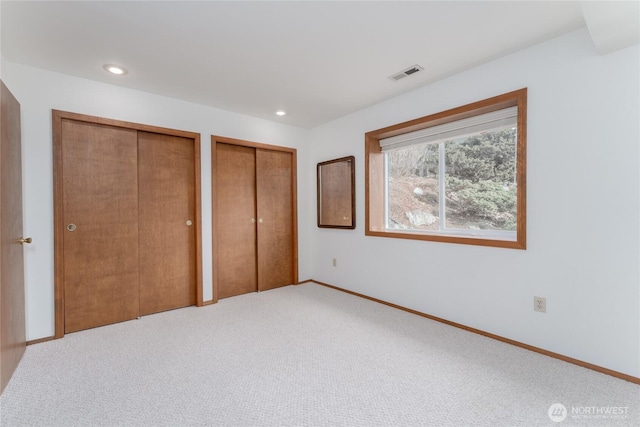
[213,137,298,300]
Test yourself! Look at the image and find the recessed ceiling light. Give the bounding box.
[103,64,128,75]
[276,111,286,116]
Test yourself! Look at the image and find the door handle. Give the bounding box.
[19,237,32,245]
[67,224,76,232]
[258,218,263,224]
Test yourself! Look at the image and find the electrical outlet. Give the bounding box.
[534,296,546,313]
[332,258,337,267]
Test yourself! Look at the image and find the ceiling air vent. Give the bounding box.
[389,64,424,81]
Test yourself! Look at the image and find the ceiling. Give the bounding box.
[0,1,636,128]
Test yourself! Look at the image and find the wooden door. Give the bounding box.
[138,132,196,315]
[61,120,140,333]
[256,149,294,291]
[0,81,26,394]
[215,143,258,298]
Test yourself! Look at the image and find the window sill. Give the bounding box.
[365,228,525,249]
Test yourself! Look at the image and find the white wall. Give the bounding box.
[1,3,3,79]
[1,62,312,341]
[308,28,640,378]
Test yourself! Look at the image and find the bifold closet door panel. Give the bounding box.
[138,132,196,316]
[215,143,258,298]
[256,149,294,291]
[62,120,140,333]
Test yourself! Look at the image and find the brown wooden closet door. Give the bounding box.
[62,120,139,333]
[216,143,257,298]
[1,81,26,394]
[138,132,196,315]
[256,149,294,291]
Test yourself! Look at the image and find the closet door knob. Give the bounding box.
[258,218,263,224]
[186,220,193,226]
[67,224,77,232]
[251,218,256,223]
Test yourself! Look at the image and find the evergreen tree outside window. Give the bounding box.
[365,89,527,249]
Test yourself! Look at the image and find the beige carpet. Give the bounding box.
[0,283,638,426]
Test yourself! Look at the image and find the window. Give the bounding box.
[365,89,527,249]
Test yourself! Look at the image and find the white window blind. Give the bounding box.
[380,106,517,152]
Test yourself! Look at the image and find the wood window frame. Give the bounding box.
[52,110,204,339]
[365,88,527,249]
